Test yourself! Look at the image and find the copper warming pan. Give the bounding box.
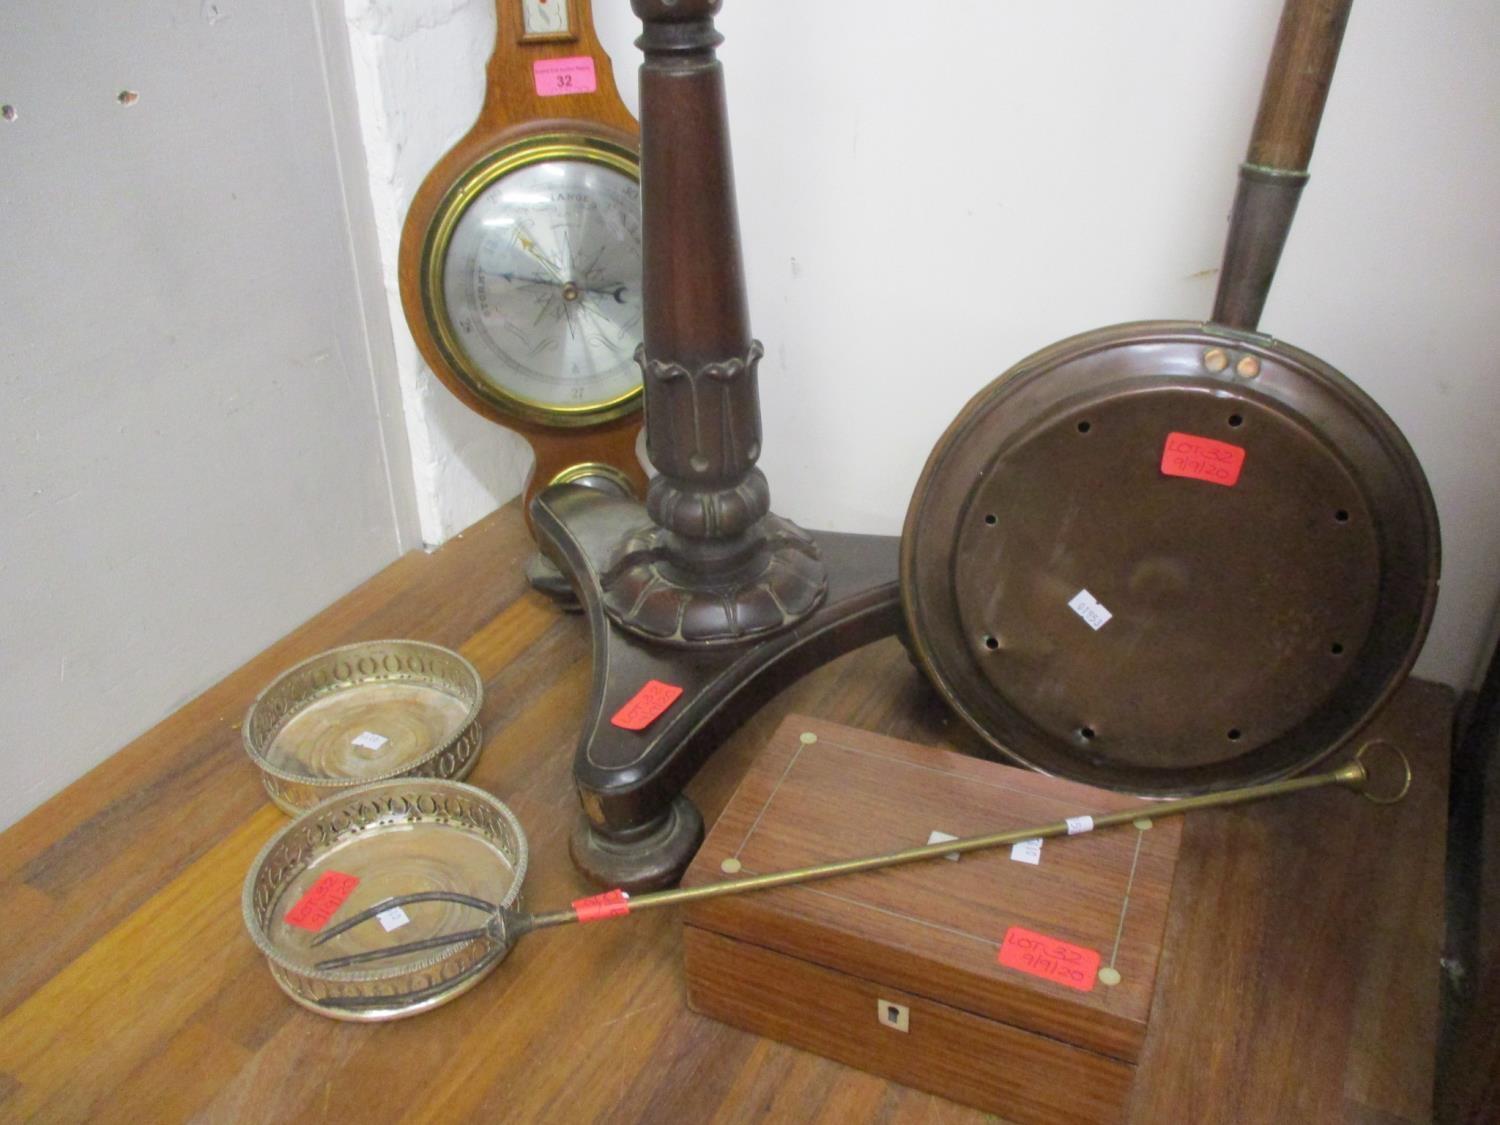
[901,0,1439,795]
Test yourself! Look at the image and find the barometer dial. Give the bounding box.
[422,137,643,427]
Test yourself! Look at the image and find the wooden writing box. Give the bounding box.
[682,717,1182,1124]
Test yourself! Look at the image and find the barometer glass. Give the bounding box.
[427,139,643,426]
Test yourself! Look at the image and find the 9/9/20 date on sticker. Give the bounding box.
[284,871,360,932]
[611,679,684,732]
[998,925,1101,992]
[1160,431,1245,487]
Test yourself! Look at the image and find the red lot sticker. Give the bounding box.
[1160,431,1246,487]
[573,889,632,923]
[998,925,1100,992]
[610,679,684,731]
[283,871,360,932]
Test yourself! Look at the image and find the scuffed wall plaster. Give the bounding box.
[0,0,420,829]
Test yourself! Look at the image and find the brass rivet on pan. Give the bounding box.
[1236,355,1262,378]
[1203,347,1229,373]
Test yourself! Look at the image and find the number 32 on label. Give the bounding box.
[534,57,598,98]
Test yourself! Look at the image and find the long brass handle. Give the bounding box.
[535,740,1411,929]
[315,742,1409,977]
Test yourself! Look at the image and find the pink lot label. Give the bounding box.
[534,57,598,97]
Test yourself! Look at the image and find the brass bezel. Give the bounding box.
[421,133,643,430]
[548,460,637,496]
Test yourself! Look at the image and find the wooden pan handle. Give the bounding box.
[1245,0,1355,172]
[1212,0,1355,331]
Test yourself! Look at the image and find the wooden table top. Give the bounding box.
[0,502,1452,1123]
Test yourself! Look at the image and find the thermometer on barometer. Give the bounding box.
[521,0,570,38]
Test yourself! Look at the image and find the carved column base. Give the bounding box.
[600,516,827,645]
[532,482,902,892]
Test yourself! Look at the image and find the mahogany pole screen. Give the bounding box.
[530,0,902,891]
[602,0,827,646]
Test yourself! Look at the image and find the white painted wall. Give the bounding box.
[350,0,1500,690]
[0,0,419,829]
[342,0,532,545]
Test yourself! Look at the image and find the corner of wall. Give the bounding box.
[339,0,531,546]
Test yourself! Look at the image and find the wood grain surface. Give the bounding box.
[685,928,1136,1125]
[682,719,1183,1062]
[1245,0,1353,171]
[0,501,1452,1123]
[682,718,1186,1122]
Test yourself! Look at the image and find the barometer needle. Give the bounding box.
[493,271,627,302]
[515,230,564,279]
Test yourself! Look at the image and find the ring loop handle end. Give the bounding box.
[1354,741,1412,805]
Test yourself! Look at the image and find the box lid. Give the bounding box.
[682,716,1182,1062]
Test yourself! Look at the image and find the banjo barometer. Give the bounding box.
[399,0,647,513]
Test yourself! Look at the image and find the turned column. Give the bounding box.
[528,0,902,891]
[601,0,826,646]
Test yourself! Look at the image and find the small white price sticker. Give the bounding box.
[927,830,961,861]
[376,906,411,932]
[1068,589,1113,631]
[1010,838,1043,865]
[1066,815,1095,835]
[352,730,389,751]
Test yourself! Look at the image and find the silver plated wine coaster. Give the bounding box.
[242,778,527,1021]
[242,639,484,813]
